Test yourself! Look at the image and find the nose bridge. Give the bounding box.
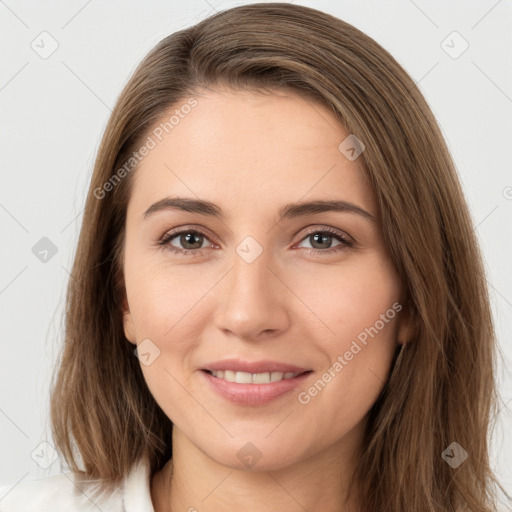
[214,234,288,339]
[228,237,275,306]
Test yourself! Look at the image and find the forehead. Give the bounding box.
[128,88,376,218]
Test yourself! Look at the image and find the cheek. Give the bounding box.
[124,261,209,423]
[291,253,401,345]
[292,255,401,408]
[124,255,212,340]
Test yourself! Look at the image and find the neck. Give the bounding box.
[152,427,363,512]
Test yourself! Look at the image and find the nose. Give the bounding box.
[212,246,290,341]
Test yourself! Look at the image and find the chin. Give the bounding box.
[201,436,309,473]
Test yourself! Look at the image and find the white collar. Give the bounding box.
[122,455,155,511]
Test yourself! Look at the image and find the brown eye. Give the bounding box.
[173,231,205,250]
[296,228,353,254]
[159,229,212,255]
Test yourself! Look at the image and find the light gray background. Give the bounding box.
[1,0,511,501]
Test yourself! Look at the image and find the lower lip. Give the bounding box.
[201,370,312,406]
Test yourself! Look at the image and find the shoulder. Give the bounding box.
[0,457,155,512]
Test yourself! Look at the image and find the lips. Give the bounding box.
[198,358,314,405]
[201,367,313,406]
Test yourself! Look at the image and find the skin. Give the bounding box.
[122,88,412,512]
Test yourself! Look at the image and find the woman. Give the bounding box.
[1,3,509,511]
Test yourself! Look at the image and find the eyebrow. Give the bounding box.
[142,196,377,222]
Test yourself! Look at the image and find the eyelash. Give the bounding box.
[157,226,354,257]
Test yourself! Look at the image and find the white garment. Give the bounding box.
[0,456,155,511]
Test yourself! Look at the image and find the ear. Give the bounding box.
[396,302,416,346]
[122,295,137,345]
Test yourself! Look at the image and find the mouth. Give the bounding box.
[200,368,314,406]
[199,358,314,405]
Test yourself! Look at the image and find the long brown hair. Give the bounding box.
[49,3,509,510]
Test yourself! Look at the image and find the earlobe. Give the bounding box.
[397,304,416,346]
[123,312,137,345]
[121,297,137,345]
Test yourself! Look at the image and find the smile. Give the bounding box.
[201,369,313,406]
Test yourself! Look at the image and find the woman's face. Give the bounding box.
[122,87,408,471]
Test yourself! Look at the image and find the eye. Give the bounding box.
[295,227,353,255]
[158,228,214,256]
[157,226,354,256]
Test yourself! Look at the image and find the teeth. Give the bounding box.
[210,370,300,383]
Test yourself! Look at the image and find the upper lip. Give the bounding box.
[203,358,311,374]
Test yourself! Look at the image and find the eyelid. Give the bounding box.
[297,225,355,245]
